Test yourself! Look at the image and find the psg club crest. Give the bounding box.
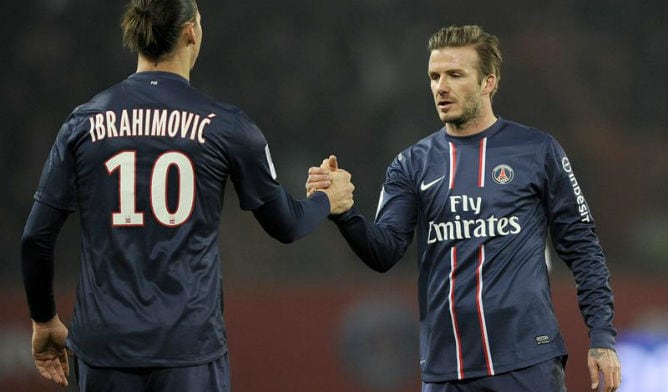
[492,164,514,184]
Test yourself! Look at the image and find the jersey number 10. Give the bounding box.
[105,151,195,227]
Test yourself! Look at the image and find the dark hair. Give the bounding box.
[121,0,198,61]
[428,25,502,99]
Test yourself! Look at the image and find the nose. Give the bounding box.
[435,76,449,95]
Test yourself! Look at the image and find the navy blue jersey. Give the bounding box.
[332,118,615,382]
[34,71,293,367]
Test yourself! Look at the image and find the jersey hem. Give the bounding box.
[66,339,228,368]
[421,349,567,382]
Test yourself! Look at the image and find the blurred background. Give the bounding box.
[1,0,667,390]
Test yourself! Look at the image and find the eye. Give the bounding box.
[429,73,439,81]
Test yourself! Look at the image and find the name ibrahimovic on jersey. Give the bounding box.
[87,108,214,144]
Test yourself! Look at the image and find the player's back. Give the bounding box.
[38,71,267,367]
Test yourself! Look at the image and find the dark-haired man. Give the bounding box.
[21,1,353,390]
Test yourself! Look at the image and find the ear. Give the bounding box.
[481,74,497,96]
[184,22,196,45]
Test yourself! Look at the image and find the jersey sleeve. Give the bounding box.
[330,153,417,272]
[542,136,616,349]
[375,152,418,233]
[251,189,330,243]
[227,113,282,210]
[34,114,82,212]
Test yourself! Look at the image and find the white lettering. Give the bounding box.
[469,196,481,215]
[119,110,131,136]
[105,111,118,137]
[473,219,487,237]
[426,214,522,244]
[152,109,167,136]
[449,196,461,213]
[167,110,180,137]
[144,109,151,136]
[509,216,521,234]
[497,217,509,235]
[88,117,96,142]
[196,118,210,143]
[87,109,210,144]
[95,113,105,140]
[132,109,143,136]
[180,111,194,138]
[562,157,592,223]
[449,195,482,214]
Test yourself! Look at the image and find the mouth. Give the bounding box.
[437,100,454,110]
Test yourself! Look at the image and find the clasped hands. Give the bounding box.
[306,155,354,215]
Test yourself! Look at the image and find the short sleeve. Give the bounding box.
[34,115,80,212]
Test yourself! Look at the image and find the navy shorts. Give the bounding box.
[422,356,566,392]
[74,353,230,392]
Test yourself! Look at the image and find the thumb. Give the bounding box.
[328,155,339,171]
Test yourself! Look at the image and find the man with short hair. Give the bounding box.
[21,1,354,390]
[308,25,621,392]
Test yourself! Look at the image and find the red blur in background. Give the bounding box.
[2,277,665,391]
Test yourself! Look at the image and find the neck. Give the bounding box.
[445,103,497,137]
[136,54,191,81]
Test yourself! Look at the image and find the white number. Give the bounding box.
[105,151,195,227]
[150,152,196,227]
[105,151,144,226]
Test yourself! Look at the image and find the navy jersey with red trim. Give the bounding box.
[34,72,285,367]
[332,118,615,381]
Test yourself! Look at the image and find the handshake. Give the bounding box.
[305,155,355,215]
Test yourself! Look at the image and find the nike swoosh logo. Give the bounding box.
[420,176,445,191]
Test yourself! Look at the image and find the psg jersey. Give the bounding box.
[335,118,615,381]
[34,72,283,367]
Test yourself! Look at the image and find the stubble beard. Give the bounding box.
[446,94,483,128]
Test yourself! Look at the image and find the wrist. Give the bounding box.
[32,314,61,328]
[329,207,357,221]
[589,327,617,350]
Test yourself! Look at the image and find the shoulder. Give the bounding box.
[397,128,445,162]
[497,118,555,144]
[384,128,444,180]
[496,119,569,170]
[76,81,128,113]
[494,118,566,160]
[184,86,257,129]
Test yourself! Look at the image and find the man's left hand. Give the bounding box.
[588,347,621,392]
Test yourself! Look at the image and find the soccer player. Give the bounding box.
[21,0,354,390]
[308,25,621,391]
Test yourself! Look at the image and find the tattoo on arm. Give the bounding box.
[590,348,608,359]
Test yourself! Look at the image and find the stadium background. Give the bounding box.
[1,0,666,390]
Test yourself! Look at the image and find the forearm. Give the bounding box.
[570,256,616,349]
[329,207,409,272]
[252,187,330,243]
[555,230,616,349]
[21,201,69,322]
